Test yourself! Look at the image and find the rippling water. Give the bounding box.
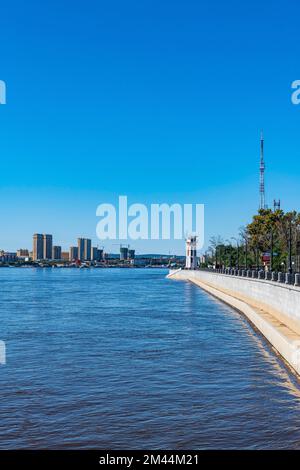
[1,267,300,449]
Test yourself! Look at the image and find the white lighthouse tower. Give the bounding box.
[185,235,198,269]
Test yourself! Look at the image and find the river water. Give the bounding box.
[0,267,300,449]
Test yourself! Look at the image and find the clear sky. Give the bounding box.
[0,0,299,254]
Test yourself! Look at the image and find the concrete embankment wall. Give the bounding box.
[168,269,300,376]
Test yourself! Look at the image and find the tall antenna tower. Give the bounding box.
[259,130,265,210]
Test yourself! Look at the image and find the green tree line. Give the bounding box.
[203,209,300,272]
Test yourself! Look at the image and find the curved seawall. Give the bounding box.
[168,269,300,376]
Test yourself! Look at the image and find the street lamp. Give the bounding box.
[270,229,274,272]
[288,220,293,274]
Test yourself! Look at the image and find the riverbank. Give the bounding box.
[168,269,300,377]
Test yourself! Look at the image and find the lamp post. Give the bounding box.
[297,225,300,273]
[288,220,293,274]
[270,229,274,272]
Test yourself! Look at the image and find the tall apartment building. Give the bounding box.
[43,234,53,260]
[33,234,43,260]
[52,245,62,260]
[84,238,91,261]
[78,238,85,261]
[77,238,91,261]
[33,234,53,260]
[69,246,78,261]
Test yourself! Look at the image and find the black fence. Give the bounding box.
[197,267,300,287]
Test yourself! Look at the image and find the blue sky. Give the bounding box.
[0,0,299,254]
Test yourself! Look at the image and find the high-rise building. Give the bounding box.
[43,234,53,260]
[84,239,91,261]
[70,246,78,261]
[77,238,91,261]
[52,246,62,260]
[33,234,43,260]
[78,238,85,261]
[33,233,53,260]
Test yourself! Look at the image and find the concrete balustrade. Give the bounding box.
[271,272,278,282]
[202,268,300,284]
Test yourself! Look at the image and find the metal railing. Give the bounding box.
[197,267,300,287]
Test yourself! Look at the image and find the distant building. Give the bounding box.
[0,251,17,263]
[78,238,91,261]
[69,246,78,261]
[61,251,69,261]
[78,238,85,261]
[33,233,53,260]
[84,239,91,261]
[52,246,62,260]
[17,249,29,258]
[120,247,128,260]
[43,234,53,260]
[91,247,104,262]
[33,234,43,260]
[128,249,135,260]
[185,236,197,269]
[91,247,100,261]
